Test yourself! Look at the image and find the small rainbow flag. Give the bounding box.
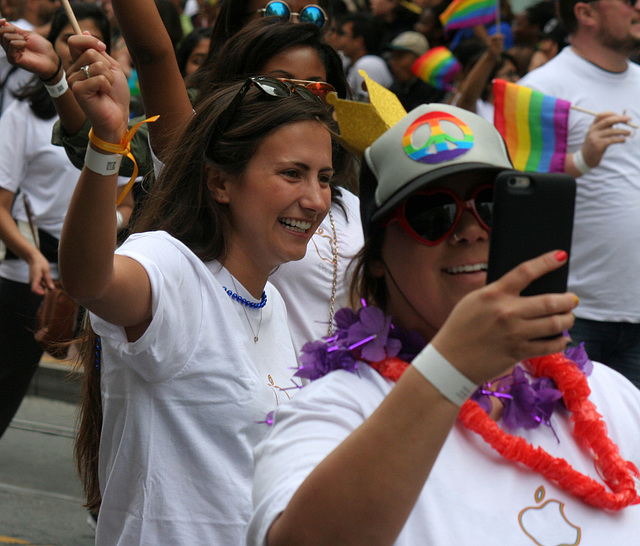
[412,46,461,91]
[493,79,570,173]
[439,0,498,33]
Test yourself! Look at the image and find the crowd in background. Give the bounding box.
[1,0,640,544]
[0,0,576,118]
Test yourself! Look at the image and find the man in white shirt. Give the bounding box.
[520,0,640,388]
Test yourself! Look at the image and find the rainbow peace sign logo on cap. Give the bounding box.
[403,111,474,164]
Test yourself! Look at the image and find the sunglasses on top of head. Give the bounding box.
[387,185,494,246]
[206,76,330,157]
[277,78,335,101]
[256,1,328,29]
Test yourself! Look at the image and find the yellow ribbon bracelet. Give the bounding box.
[88,115,160,205]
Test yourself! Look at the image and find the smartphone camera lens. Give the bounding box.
[508,177,530,188]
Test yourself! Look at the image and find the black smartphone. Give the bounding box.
[486,170,576,296]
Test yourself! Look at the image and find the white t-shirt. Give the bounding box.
[91,231,299,545]
[347,55,393,101]
[0,100,80,282]
[520,47,640,322]
[249,362,640,545]
[270,190,363,354]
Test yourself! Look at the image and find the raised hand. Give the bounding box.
[66,34,129,145]
[486,33,505,62]
[0,19,59,80]
[432,250,578,384]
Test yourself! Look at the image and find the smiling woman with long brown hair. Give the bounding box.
[59,33,338,543]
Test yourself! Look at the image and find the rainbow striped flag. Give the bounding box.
[439,0,498,33]
[493,79,570,173]
[412,47,461,91]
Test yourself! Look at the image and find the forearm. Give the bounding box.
[0,208,40,263]
[111,0,174,65]
[111,0,194,159]
[59,147,119,303]
[268,365,458,546]
[44,67,88,135]
[456,51,496,112]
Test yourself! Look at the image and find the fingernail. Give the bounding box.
[554,250,568,261]
[573,295,579,307]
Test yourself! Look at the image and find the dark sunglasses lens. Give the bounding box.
[405,193,457,242]
[474,187,494,228]
[300,5,326,27]
[264,1,290,19]
[254,78,291,98]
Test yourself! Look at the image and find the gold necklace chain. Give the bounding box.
[327,209,338,336]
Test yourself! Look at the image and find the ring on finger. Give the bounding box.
[80,64,91,80]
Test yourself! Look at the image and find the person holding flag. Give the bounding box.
[519,0,640,390]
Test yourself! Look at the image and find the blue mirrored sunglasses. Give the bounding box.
[257,1,327,29]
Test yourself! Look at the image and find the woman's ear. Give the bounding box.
[206,163,232,204]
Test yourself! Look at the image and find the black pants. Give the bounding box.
[0,277,44,438]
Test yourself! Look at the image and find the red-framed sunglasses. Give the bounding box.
[388,185,494,246]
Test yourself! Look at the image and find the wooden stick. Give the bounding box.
[60,0,82,35]
[571,104,638,129]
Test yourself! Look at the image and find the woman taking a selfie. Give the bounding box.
[59,34,336,543]
[249,104,640,545]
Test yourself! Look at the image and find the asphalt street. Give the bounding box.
[0,378,94,545]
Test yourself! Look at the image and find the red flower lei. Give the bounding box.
[369,352,640,511]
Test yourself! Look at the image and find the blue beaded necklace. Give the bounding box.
[222,286,267,309]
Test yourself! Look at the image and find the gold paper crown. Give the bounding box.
[326,70,407,157]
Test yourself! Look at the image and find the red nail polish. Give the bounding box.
[554,250,568,261]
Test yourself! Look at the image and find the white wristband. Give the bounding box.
[44,71,68,98]
[84,145,123,176]
[572,149,591,176]
[411,344,478,407]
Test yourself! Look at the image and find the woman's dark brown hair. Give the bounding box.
[73,78,337,512]
[349,226,387,312]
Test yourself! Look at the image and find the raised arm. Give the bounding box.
[455,34,504,113]
[110,0,193,160]
[267,252,577,545]
[59,36,151,334]
[0,19,89,135]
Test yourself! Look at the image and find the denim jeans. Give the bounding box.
[569,317,640,390]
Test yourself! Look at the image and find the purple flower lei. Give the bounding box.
[295,304,593,434]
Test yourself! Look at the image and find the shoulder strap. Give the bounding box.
[22,194,39,250]
[0,65,19,112]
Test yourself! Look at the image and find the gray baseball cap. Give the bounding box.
[387,31,429,57]
[360,103,513,237]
